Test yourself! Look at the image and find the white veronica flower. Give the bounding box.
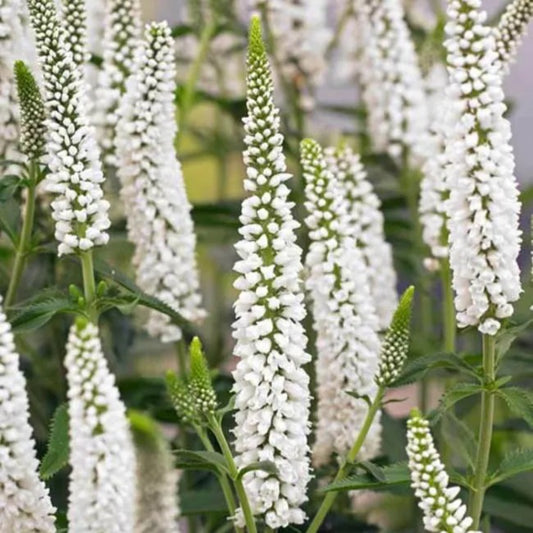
[301,138,381,467]
[94,0,142,166]
[231,17,311,529]
[0,0,25,172]
[115,21,205,342]
[27,0,111,256]
[61,0,88,68]
[326,146,397,329]
[65,319,136,533]
[445,0,522,335]
[251,0,331,107]
[0,296,56,533]
[494,0,533,72]
[352,0,429,164]
[407,410,479,533]
[134,431,181,533]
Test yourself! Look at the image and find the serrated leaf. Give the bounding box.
[9,289,80,331]
[357,461,386,482]
[432,382,482,422]
[40,404,69,480]
[323,462,410,493]
[174,449,229,475]
[440,412,476,469]
[496,319,533,364]
[483,485,533,526]
[497,387,533,428]
[237,460,278,480]
[488,449,533,487]
[180,488,228,515]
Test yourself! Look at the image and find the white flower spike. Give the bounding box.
[65,319,136,533]
[231,16,312,529]
[301,138,382,466]
[94,0,142,166]
[352,0,429,164]
[61,0,89,69]
[407,409,480,533]
[445,0,522,335]
[115,21,205,342]
[27,0,111,256]
[0,295,56,533]
[325,146,398,329]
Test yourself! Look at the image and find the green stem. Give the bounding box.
[326,3,353,57]
[80,250,97,322]
[5,164,38,308]
[441,258,456,353]
[209,416,257,533]
[176,19,217,148]
[306,388,385,533]
[468,334,496,528]
[197,428,242,533]
[175,339,188,377]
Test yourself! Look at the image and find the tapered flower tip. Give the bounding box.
[189,336,211,385]
[248,15,265,58]
[189,337,217,416]
[300,137,320,155]
[409,407,422,419]
[146,19,170,37]
[375,286,414,387]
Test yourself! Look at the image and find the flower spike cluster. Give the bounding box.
[407,410,480,533]
[61,0,89,68]
[132,414,181,533]
[352,0,429,164]
[375,286,414,387]
[94,0,142,166]
[0,0,25,171]
[251,0,331,107]
[231,17,311,528]
[325,145,398,329]
[14,61,46,162]
[0,296,56,532]
[301,138,382,466]
[27,0,111,256]
[65,319,136,533]
[445,0,522,335]
[115,21,205,342]
[495,0,533,72]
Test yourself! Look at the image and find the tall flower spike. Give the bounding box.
[14,61,46,162]
[115,21,205,342]
[352,0,429,165]
[445,0,522,335]
[27,0,111,256]
[495,0,533,73]
[231,16,311,528]
[0,295,56,532]
[251,0,331,108]
[61,0,89,68]
[94,0,142,166]
[0,0,25,172]
[301,138,382,466]
[132,414,181,533]
[375,286,414,387]
[65,319,136,533]
[407,409,479,533]
[325,145,398,329]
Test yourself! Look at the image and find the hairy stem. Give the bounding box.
[441,258,456,353]
[197,427,242,533]
[209,416,257,533]
[306,387,385,533]
[5,163,38,308]
[469,334,496,528]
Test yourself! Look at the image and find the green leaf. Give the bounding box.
[174,449,229,475]
[357,461,386,482]
[432,382,482,422]
[496,318,533,364]
[488,449,533,487]
[323,462,411,493]
[0,175,22,201]
[392,352,479,387]
[92,259,196,336]
[497,387,533,428]
[440,412,476,469]
[9,289,80,331]
[237,460,278,480]
[483,485,533,527]
[40,404,69,480]
[345,390,372,408]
